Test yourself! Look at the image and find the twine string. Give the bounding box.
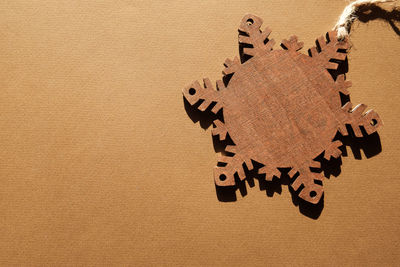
[334,0,398,39]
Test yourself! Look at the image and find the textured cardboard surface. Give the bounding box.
[0,0,399,265]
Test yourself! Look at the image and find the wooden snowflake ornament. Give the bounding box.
[182,14,383,204]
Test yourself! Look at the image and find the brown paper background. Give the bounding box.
[0,0,399,266]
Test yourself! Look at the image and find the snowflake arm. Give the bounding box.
[258,165,282,182]
[338,102,383,137]
[335,74,352,95]
[281,35,304,53]
[238,14,275,62]
[222,56,240,76]
[182,78,225,114]
[214,146,251,186]
[309,31,349,70]
[289,163,324,204]
[212,120,253,186]
[324,140,343,160]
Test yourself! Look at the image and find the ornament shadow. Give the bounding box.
[214,129,381,220]
[355,4,400,36]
